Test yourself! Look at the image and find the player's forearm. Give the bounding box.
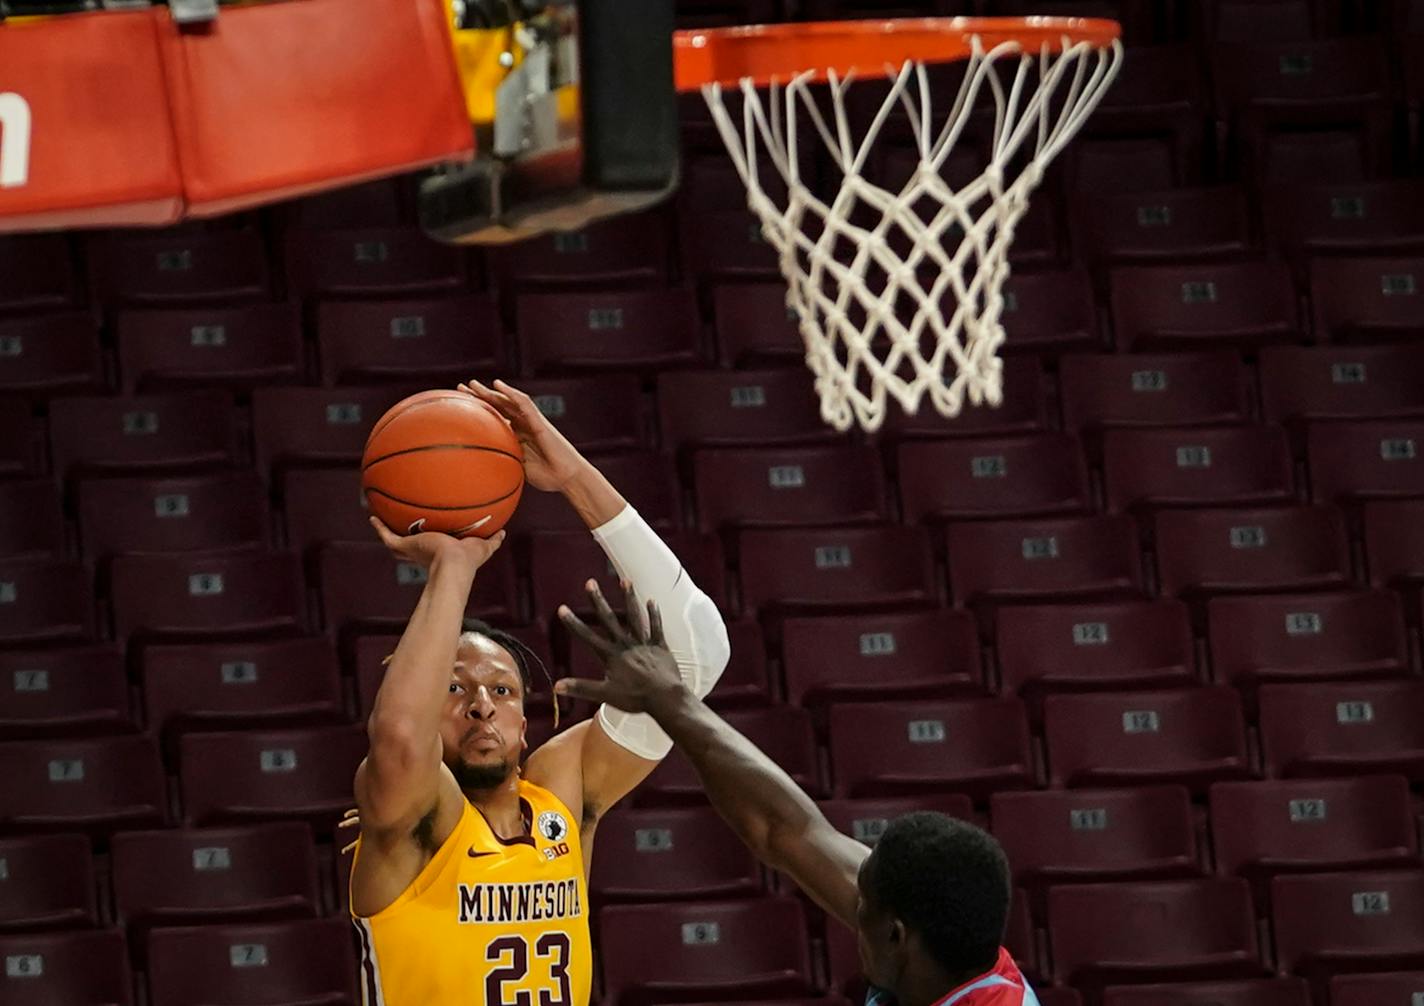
[560,460,627,530]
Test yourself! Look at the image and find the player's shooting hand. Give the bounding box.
[369,515,505,571]
[457,378,587,493]
[554,580,685,715]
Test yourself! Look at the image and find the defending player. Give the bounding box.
[348,379,729,1006]
[558,585,1036,1006]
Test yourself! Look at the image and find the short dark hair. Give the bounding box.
[459,619,546,696]
[863,812,1011,976]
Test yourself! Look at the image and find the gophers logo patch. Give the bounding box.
[537,810,570,844]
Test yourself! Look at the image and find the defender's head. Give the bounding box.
[855,812,1012,991]
[437,620,540,790]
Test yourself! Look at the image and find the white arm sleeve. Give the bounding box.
[589,505,730,760]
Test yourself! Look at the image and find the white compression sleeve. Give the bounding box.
[590,505,730,760]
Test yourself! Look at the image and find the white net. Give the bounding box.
[702,33,1123,432]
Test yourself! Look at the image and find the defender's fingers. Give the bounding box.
[585,580,629,643]
[646,598,666,648]
[622,581,648,643]
[558,605,616,656]
[553,677,610,703]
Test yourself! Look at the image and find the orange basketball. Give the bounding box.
[361,391,525,538]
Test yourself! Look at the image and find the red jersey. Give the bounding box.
[866,947,1040,1006]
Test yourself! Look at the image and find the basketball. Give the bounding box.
[360,390,525,539]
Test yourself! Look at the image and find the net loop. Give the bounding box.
[704,33,1122,431]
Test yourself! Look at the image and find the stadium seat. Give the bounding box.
[1196,0,1323,41]
[944,514,1145,610]
[780,609,983,708]
[88,228,270,306]
[1101,425,1295,513]
[516,287,704,375]
[1307,420,1424,503]
[48,390,238,481]
[1079,43,1206,174]
[251,385,409,479]
[1043,687,1251,793]
[488,209,672,288]
[877,355,1052,440]
[0,928,133,1006]
[0,558,93,646]
[736,525,938,613]
[0,234,78,316]
[996,600,1198,718]
[314,293,503,386]
[1329,971,1424,1006]
[997,268,1101,353]
[116,303,304,393]
[0,833,97,931]
[141,636,345,739]
[0,734,166,836]
[1064,137,1180,194]
[1363,499,1424,591]
[1058,351,1251,434]
[528,530,727,620]
[589,806,762,901]
[146,917,358,1006]
[506,452,682,536]
[679,209,783,282]
[712,283,805,366]
[1100,978,1310,1006]
[284,226,467,297]
[1265,180,1424,264]
[110,550,307,644]
[178,724,367,833]
[280,467,369,555]
[1271,870,1424,984]
[692,445,889,531]
[1259,345,1424,436]
[1259,680,1424,781]
[1255,129,1373,185]
[896,434,1092,522]
[703,619,772,708]
[318,540,519,633]
[827,698,1033,800]
[1310,257,1424,344]
[280,177,407,230]
[515,375,648,452]
[0,480,64,559]
[817,793,976,848]
[657,368,833,449]
[0,312,104,398]
[1206,590,1409,694]
[990,786,1199,889]
[1109,261,1300,351]
[1071,186,1254,269]
[640,707,820,803]
[1047,879,1262,988]
[1209,777,1417,903]
[0,644,130,738]
[1212,35,1390,115]
[1152,505,1351,598]
[598,897,815,1004]
[76,472,270,561]
[112,823,320,941]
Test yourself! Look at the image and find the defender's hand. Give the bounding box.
[555,580,685,714]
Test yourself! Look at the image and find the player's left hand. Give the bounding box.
[457,378,588,493]
[555,580,685,714]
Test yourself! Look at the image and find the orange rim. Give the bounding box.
[673,16,1121,92]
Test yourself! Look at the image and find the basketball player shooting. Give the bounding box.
[347,379,730,1006]
[559,585,1032,1006]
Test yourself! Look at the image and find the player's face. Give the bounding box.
[854,856,903,991]
[440,635,528,789]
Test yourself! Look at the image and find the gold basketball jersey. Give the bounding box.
[351,780,592,1006]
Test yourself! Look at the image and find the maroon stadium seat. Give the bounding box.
[817,793,976,848]
[1064,137,1180,194]
[516,375,648,452]
[996,268,1100,354]
[115,303,304,393]
[506,452,682,536]
[1109,261,1300,351]
[0,644,130,738]
[1100,978,1309,1006]
[251,385,408,479]
[48,391,238,480]
[640,707,820,803]
[991,786,1199,889]
[0,833,97,931]
[1197,0,1323,41]
[1266,180,1424,264]
[1255,130,1372,186]
[1259,680,1424,781]
[318,540,518,632]
[1259,345,1424,433]
[280,467,370,555]
[110,550,307,644]
[712,282,803,366]
[281,178,407,230]
[692,445,889,531]
[1271,870,1424,984]
[1363,499,1424,591]
[827,698,1033,800]
[0,480,65,558]
[88,228,270,306]
[1081,44,1205,176]
[1047,878,1262,989]
[516,287,704,375]
[657,368,834,449]
[598,897,814,1004]
[1071,186,1254,270]
[0,399,40,479]
[315,293,502,386]
[0,558,93,646]
[1329,971,1424,1006]
[0,234,78,316]
[896,434,1092,522]
[1101,425,1295,513]
[284,226,467,297]
[877,356,1051,440]
[1152,505,1351,598]
[0,734,166,837]
[178,724,367,833]
[76,472,270,561]
[146,917,358,1006]
[488,209,671,288]
[0,312,104,398]
[736,525,937,613]
[1311,257,1424,344]
[1044,687,1251,794]
[0,928,133,1006]
[1307,420,1424,503]
[1058,351,1251,434]
[589,806,762,901]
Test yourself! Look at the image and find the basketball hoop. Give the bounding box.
[674,18,1123,432]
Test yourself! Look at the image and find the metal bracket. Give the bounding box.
[168,0,218,24]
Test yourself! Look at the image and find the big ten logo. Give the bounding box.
[0,93,32,190]
[543,841,571,861]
